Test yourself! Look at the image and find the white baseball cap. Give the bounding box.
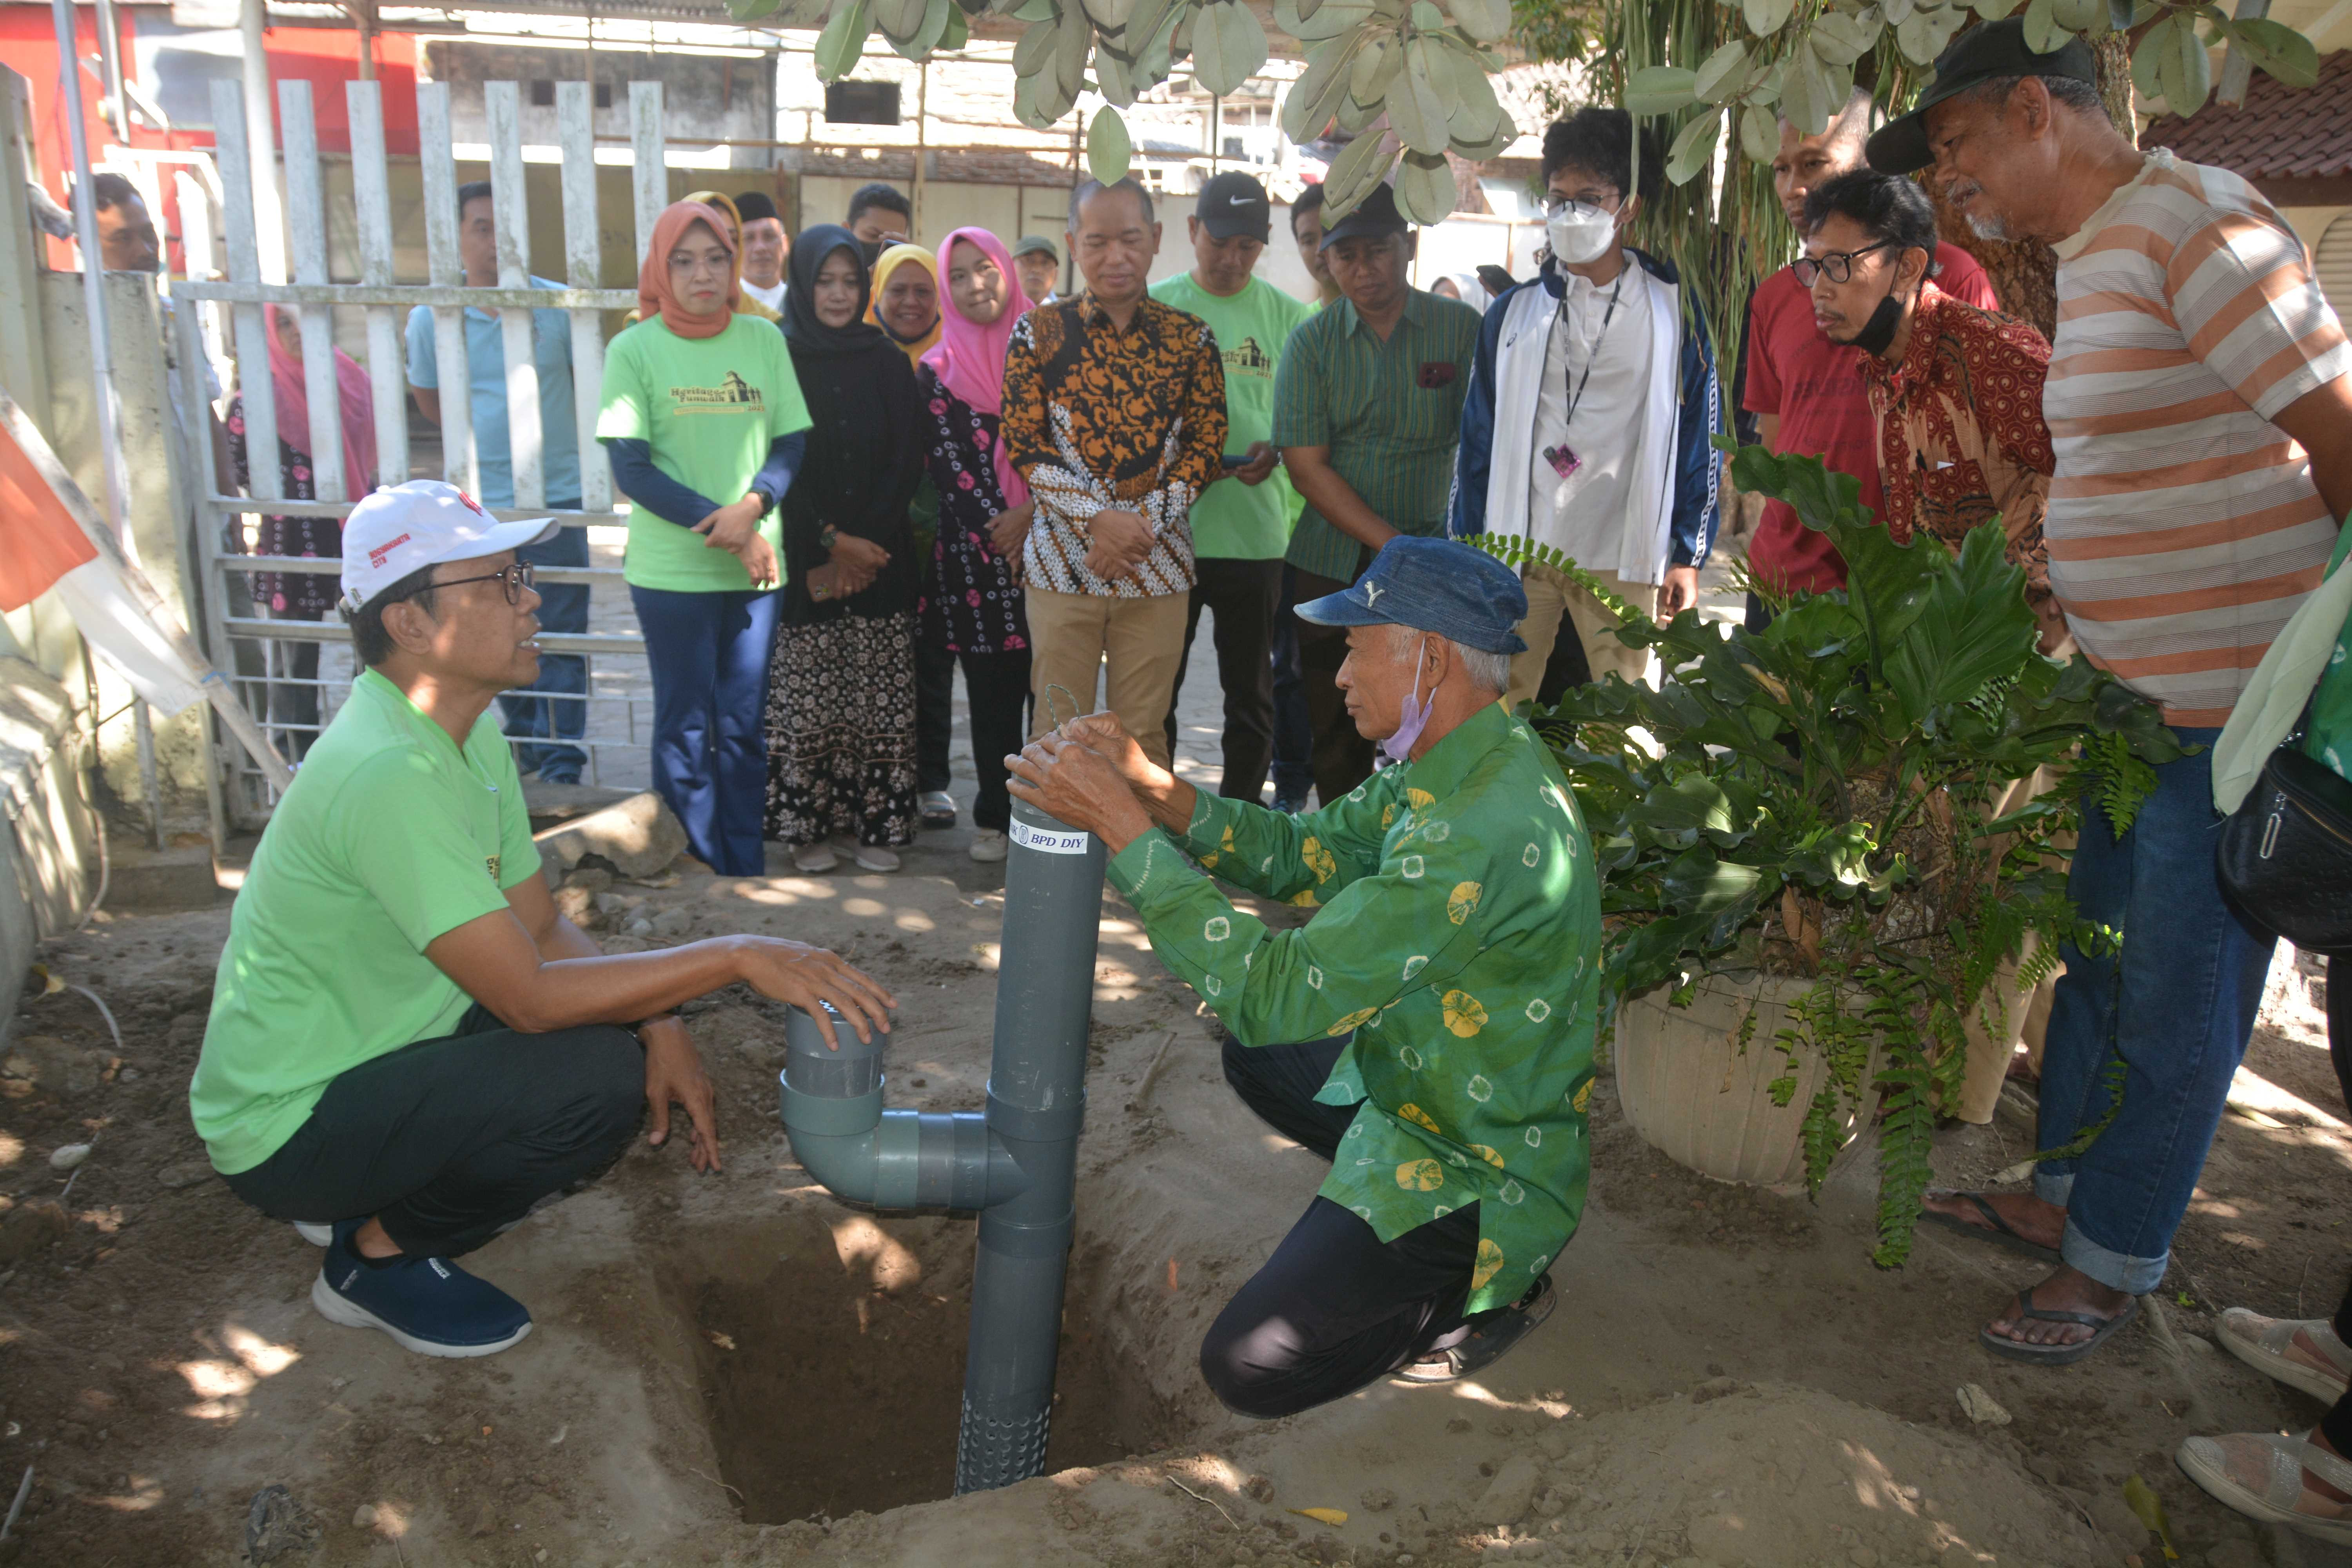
[338,481,559,614]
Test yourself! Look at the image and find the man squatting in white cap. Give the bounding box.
[186,481,898,1358]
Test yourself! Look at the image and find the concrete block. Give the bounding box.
[531,791,688,881]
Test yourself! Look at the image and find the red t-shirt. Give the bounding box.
[1742,241,1999,596]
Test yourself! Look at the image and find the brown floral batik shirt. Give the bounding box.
[1862,283,2057,617]
[1002,291,1227,598]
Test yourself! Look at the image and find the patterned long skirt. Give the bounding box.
[762,610,918,848]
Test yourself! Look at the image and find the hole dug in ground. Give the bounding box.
[660,1206,1177,1524]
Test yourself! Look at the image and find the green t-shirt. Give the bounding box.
[596,313,812,592]
[189,669,544,1174]
[1149,272,1316,560]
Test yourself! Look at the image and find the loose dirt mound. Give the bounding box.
[1544,1382,2107,1568]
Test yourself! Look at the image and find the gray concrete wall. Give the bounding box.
[0,657,102,1040]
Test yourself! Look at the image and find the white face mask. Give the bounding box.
[1546,201,1619,266]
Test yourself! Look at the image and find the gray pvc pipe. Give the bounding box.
[955,798,1107,1494]
[774,797,1107,1495]
[780,1006,1027,1210]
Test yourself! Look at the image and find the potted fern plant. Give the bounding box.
[1476,443,2177,1266]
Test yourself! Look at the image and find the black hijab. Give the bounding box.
[782,224,887,360]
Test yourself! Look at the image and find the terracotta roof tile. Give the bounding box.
[2143,49,2352,181]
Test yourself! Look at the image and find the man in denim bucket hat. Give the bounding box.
[1007,536,1604,1416]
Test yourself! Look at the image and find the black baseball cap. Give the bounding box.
[1195,171,1272,240]
[1866,18,2097,175]
[1318,181,1410,251]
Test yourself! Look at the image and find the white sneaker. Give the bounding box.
[853,844,901,873]
[792,842,838,874]
[294,1221,333,1247]
[969,830,1009,864]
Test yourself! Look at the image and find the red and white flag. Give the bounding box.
[0,391,289,788]
[0,407,205,713]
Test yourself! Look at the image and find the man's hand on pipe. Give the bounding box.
[1056,711,1165,794]
[1005,732,1157,855]
[733,938,898,1051]
[640,1014,721,1172]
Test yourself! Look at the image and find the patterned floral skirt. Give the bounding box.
[763,610,918,848]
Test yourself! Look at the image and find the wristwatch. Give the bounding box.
[818,523,839,550]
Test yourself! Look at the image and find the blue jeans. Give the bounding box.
[629,584,780,878]
[500,521,589,780]
[2033,726,2276,1294]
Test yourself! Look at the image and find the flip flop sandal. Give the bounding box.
[1399,1274,1556,1384]
[2176,1430,2352,1546]
[2216,1307,2352,1405]
[1978,1287,2139,1366]
[1920,1190,2063,1264]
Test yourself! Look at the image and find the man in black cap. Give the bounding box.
[1270,183,1483,805]
[1150,172,1317,806]
[1873,22,2352,1400]
[1007,535,1601,1416]
[733,190,788,314]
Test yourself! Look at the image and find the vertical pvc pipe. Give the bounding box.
[954,799,1107,1494]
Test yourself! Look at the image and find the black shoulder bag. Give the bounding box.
[2214,721,2352,953]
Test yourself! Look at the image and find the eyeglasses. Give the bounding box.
[409,561,536,604]
[1792,239,1897,287]
[1541,194,1621,218]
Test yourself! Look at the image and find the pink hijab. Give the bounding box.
[921,227,1034,509]
[264,305,377,503]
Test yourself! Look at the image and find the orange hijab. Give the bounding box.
[637,201,738,340]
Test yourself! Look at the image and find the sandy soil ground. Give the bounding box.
[5,618,2351,1568]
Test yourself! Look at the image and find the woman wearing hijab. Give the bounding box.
[865,243,941,367]
[597,200,810,877]
[915,229,1036,864]
[764,225,926,873]
[226,304,378,757]
[620,191,784,327]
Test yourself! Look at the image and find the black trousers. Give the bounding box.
[1292,563,1377,806]
[1163,557,1282,803]
[915,638,1032,831]
[1270,564,1313,800]
[1200,1034,1481,1419]
[915,630,957,797]
[2325,956,2352,1454]
[1743,591,1777,635]
[222,1004,644,1259]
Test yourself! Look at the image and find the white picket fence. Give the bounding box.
[173,76,676,818]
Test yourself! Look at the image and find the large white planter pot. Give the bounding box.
[1613,972,1864,1188]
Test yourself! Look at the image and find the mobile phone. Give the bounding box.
[1220,454,1249,469]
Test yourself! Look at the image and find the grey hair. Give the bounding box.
[1069,177,1154,232]
[1387,623,1510,696]
[1964,73,2105,118]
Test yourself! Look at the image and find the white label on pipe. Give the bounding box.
[1011,820,1091,856]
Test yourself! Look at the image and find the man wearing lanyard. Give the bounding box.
[1451,109,1721,704]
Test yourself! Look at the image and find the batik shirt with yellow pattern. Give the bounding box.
[1107,701,1602,1314]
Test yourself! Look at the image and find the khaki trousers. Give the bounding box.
[1024,586,1189,770]
[1506,559,1653,709]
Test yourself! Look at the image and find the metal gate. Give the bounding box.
[174,75,675,825]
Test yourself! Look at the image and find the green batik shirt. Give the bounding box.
[1107,702,1602,1313]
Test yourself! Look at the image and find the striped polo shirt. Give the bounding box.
[1272,288,1483,583]
[2043,149,2350,728]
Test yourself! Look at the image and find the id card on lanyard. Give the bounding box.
[1541,274,1625,482]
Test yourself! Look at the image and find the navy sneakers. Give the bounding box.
[310,1222,532,1358]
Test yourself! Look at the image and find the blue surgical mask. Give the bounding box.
[1379,636,1436,766]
